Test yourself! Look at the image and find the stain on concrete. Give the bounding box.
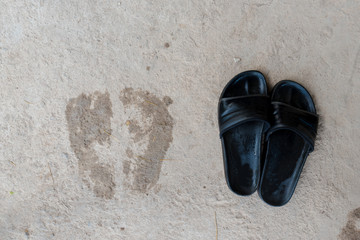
[25,229,30,238]
[66,91,115,199]
[339,208,360,240]
[120,88,174,192]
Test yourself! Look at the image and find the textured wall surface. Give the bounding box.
[1,0,360,239]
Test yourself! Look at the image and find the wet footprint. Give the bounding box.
[66,91,115,199]
[120,88,174,192]
[339,207,360,240]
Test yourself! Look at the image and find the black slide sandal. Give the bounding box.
[218,71,270,195]
[259,80,318,206]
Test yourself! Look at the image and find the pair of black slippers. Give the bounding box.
[218,70,318,206]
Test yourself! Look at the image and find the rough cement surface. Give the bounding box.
[0,0,360,239]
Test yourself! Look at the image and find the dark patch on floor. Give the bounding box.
[120,88,174,192]
[339,207,360,240]
[25,229,30,238]
[65,91,115,199]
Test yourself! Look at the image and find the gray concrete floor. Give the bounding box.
[1,0,360,239]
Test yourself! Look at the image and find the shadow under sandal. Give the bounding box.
[218,71,270,196]
[259,80,319,206]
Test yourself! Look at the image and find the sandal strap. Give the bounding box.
[266,101,319,151]
[218,95,270,137]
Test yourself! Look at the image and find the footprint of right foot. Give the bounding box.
[119,88,174,193]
